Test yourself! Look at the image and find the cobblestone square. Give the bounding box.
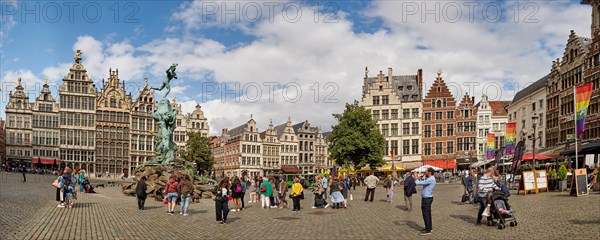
[1,173,598,240]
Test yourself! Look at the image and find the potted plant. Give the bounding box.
[558,164,568,192]
[548,169,558,191]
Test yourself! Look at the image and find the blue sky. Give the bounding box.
[0,0,592,134]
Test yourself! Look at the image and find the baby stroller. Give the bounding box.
[486,190,517,229]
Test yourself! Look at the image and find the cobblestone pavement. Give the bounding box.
[1,173,599,240]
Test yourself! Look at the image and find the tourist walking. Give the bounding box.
[54,167,71,208]
[248,178,257,203]
[279,175,289,208]
[290,177,304,212]
[65,180,75,208]
[415,168,436,235]
[164,175,179,215]
[322,175,329,200]
[78,170,87,192]
[476,166,499,225]
[363,173,379,202]
[178,175,193,216]
[312,176,326,208]
[136,176,148,210]
[269,178,277,208]
[272,176,281,208]
[214,178,230,224]
[330,176,344,209]
[403,172,417,211]
[259,177,273,209]
[384,175,394,203]
[230,176,242,211]
[21,165,27,182]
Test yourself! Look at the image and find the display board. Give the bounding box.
[535,170,548,191]
[570,169,589,196]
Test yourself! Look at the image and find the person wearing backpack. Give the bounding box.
[384,175,394,203]
[230,176,242,211]
[178,175,193,216]
[403,172,417,211]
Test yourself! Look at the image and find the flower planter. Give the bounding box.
[558,180,568,192]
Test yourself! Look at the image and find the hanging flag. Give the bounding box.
[512,141,525,175]
[486,133,495,160]
[575,83,594,138]
[504,122,517,155]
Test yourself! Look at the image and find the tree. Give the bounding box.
[328,100,386,169]
[181,132,214,175]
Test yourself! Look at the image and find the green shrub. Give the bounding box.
[548,169,557,179]
[558,164,568,180]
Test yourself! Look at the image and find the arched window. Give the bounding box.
[436,100,442,108]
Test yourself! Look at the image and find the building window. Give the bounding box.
[424,125,431,138]
[381,110,389,120]
[412,108,419,118]
[424,113,431,121]
[391,123,398,136]
[381,124,389,136]
[447,111,454,119]
[391,140,398,156]
[435,142,443,155]
[435,112,442,120]
[424,143,431,155]
[447,123,454,136]
[391,109,398,119]
[435,124,442,137]
[372,110,379,120]
[447,141,454,154]
[412,122,419,135]
[403,109,410,119]
[372,96,380,105]
[412,139,419,154]
[382,95,389,105]
[403,140,410,155]
[403,123,410,135]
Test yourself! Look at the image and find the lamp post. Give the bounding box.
[531,113,539,168]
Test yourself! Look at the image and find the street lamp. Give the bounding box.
[531,113,539,168]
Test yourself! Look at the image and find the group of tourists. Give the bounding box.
[52,167,92,208]
[154,174,195,215]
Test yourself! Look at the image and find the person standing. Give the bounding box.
[290,177,304,212]
[322,175,329,200]
[78,170,87,192]
[363,173,379,202]
[163,175,179,215]
[403,172,417,211]
[279,175,289,209]
[259,177,272,209]
[215,178,230,224]
[240,177,247,210]
[248,178,257,203]
[476,166,498,225]
[136,176,148,210]
[415,168,436,235]
[340,175,350,208]
[178,175,193,216]
[230,176,242,211]
[384,175,394,203]
[330,176,344,209]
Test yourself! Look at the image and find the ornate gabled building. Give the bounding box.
[172,99,210,153]
[422,70,457,169]
[273,117,299,166]
[582,0,600,142]
[130,78,157,171]
[361,67,424,169]
[188,104,209,137]
[475,95,510,161]
[546,30,591,147]
[59,51,97,171]
[0,119,5,163]
[292,120,327,174]
[5,78,33,165]
[32,79,60,165]
[314,127,330,170]
[95,69,133,176]
[213,116,262,178]
[454,93,477,166]
[260,119,281,175]
[172,98,187,152]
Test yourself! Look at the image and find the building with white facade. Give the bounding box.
[476,95,510,160]
[507,75,548,154]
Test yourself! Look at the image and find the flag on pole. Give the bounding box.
[486,133,495,160]
[575,83,594,138]
[504,122,517,155]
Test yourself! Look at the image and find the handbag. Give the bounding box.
[163,196,168,205]
[482,204,491,217]
[260,186,266,192]
[52,179,61,188]
[227,195,232,201]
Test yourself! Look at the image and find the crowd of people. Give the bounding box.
[51,166,94,208]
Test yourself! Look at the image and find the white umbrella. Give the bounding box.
[411,165,443,173]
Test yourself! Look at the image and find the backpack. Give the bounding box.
[383,179,391,188]
[241,182,247,192]
[235,184,242,193]
[180,181,192,195]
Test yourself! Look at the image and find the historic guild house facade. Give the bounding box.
[3,51,209,176]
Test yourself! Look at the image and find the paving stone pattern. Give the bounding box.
[1,173,599,239]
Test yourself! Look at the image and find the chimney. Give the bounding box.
[221,128,228,135]
[417,68,423,92]
[388,67,393,79]
[471,96,475,104]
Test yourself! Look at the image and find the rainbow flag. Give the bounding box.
[504,122,516,155]
[575,83,594,138]
[486,133,495,160]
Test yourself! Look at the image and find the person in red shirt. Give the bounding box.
[163,175,180,215]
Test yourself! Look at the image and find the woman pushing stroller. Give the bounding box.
[475,166,500,225]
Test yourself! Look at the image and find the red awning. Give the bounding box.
[423,160,456,169]
[522,154,552,161]
[33,159,58,164]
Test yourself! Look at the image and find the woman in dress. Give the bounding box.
[329,176,344,209]
[340,175,350,208]
[230,176,242,211]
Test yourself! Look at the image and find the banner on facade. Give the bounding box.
[575,83,594,138]
[504,122,517,155]
[486,133,495,160]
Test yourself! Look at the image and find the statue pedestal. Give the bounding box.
[122,165,215,198]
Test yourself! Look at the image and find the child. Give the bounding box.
[65,180,74,208]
